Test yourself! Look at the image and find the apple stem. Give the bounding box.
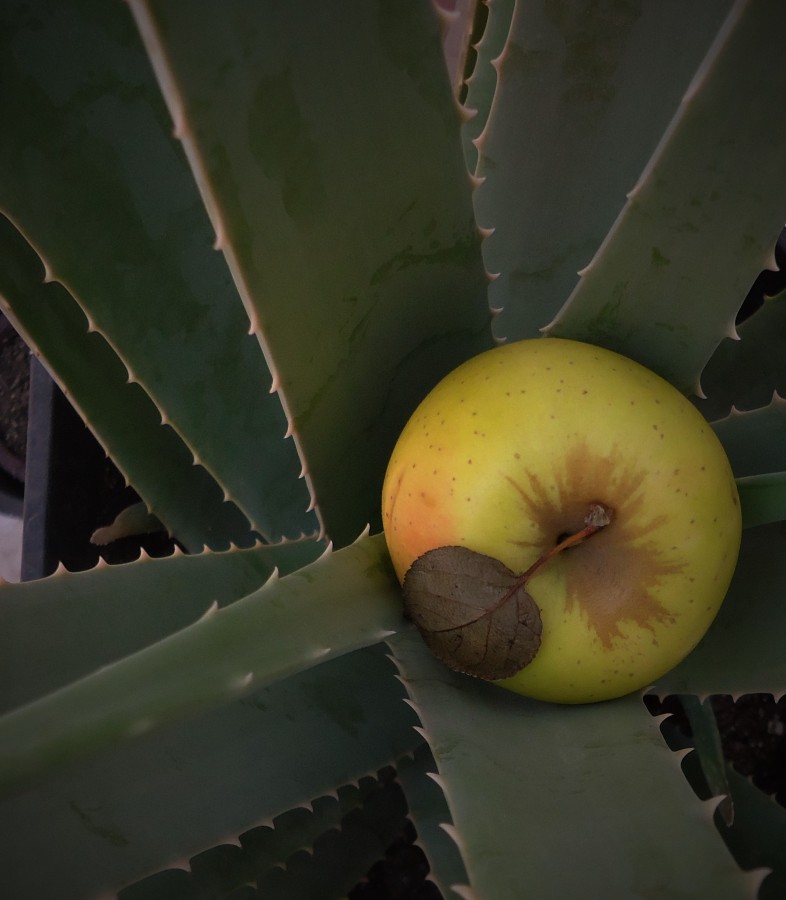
[502,503,613,603]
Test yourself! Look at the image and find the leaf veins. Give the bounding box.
[402,546,542,680]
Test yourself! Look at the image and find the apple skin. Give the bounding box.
[382,338,741,703]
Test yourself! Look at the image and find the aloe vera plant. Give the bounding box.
[1,0,786,897]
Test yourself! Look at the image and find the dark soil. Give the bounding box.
[646,693,786,806]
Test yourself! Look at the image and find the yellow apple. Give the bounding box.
[381,337,741,703]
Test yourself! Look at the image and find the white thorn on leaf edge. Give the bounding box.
[450,884,479,900]
[212,223,225,252]
[439,823,465,853]
[458,103,477,125]
[426,771,446,791]
[747,868,773,895]
[672,747,693,765]
[700,794,729,822]
[231,672,254,691]
[197,600,218,622]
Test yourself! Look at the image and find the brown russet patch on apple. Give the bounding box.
[506,443,683,649]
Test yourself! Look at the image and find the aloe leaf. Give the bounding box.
[120,765,411,900]
[0,532,403,794]
[235,776,385,879]
[717,765,786,900]
[680,695,734,826]
[0,538,324,712]
[439,0,480,94]
[0,0,315,543]
[654,524,786,696]
[474,0,731,344]
[712,395,786,476]
[250,769,410,900]
[0,215,252,552]
[129,0,493,547]
[737,472,786,529]
[699,291,786,421]
[396,742,468,900]
[0,645,420,900]
[546,1,786,394]
[388,628,749,899]
[460,0,515,174]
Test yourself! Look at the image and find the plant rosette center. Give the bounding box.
[381,337,741,703]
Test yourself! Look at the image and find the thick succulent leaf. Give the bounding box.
[232,775,388,885]
[0,532,403,794]
[119,765,411,900]
[737,472,786,529]
[439,0,480,94]
[680,695,734,826]
[653,523,786,696]
[0,216,253,552]
[396,742,468,900]
[546,0,786,394]
[0,538,324,712]
[0,0,315,543]
[717,765,786,900]
[474,0,731,343]
[712,395,786,476]
[247,769,410,900]
[0,645,420,900]
[699,291,786,421]
[129,0,493,547]
[388,628,748,899]
[460,0,515,174]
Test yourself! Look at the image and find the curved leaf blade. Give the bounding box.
[699,292,786,421]
[737,472,786,529]
[0,538,324,713]
[475,0,731,343]
[0,533,403,794]
[546,1,786,394]
[712,395,786,477]
[0,0,314,542]
[130,0,493,547]
[388,627,748,899]
[0,215,252,552]
[654,523,786,696]
[0,645,419,900]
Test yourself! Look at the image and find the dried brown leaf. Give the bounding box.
[402,546,542,680]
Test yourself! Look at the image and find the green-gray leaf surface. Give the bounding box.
[0,538,324,712]
[473,0,732,344]
[546,0,786,393]
[0,533,402,794]
[130,0,494,547]
[0,0,315,543]
[654,523,786,696]
[699,291,786,420]
[388,627,750,899]
[1,645,419,900]
[0,216,254,552]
